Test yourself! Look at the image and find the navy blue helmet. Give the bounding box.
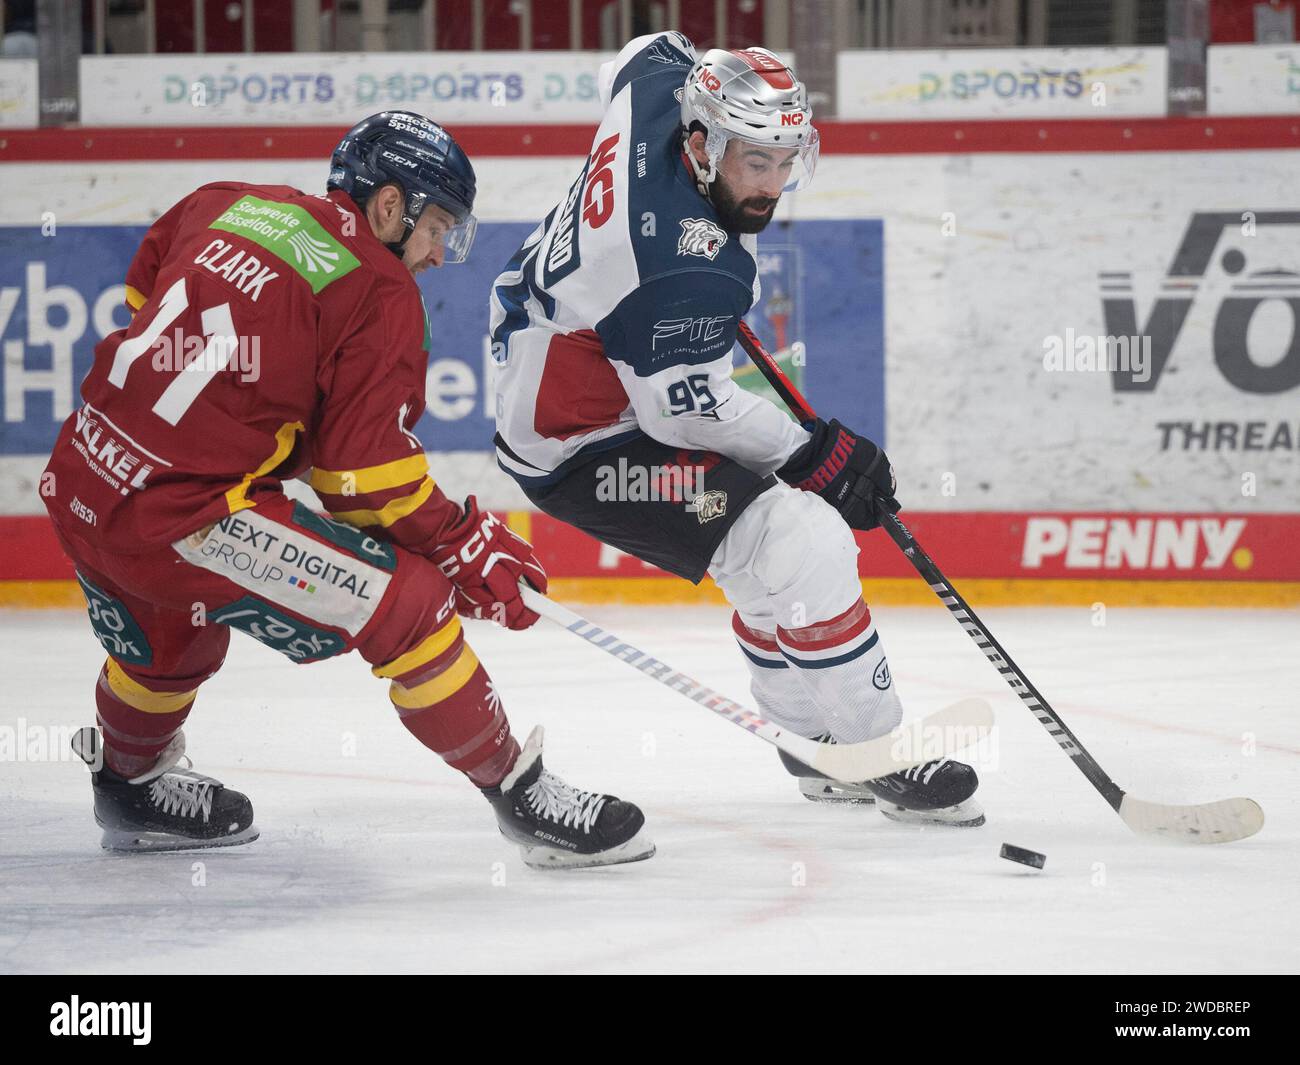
[328,111,477,263]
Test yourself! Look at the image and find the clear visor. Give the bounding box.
[436,214,477,264]
[710,125,819,196]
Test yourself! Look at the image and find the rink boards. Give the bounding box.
[1,120,1297,605]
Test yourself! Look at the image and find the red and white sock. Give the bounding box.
[776,599,903,743]
[732,612,826,736]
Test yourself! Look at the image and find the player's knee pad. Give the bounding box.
[358,550,459,668]
[373,611,474,701]
[713,482,861,627]
[364,552,486,710]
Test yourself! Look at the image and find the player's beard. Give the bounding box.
[710,175,779,235]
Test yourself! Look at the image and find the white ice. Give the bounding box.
[2,602,1297,974]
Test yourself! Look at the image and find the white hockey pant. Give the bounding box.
[708,481,903,745]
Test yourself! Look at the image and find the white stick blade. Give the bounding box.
[1119,795,1265,844]
[808,698,995,783]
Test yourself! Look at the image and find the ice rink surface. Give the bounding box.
[2,602,1297,974]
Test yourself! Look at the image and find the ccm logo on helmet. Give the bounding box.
[698,69,723,92]
[582,133,619,229]
[780,112,805,125]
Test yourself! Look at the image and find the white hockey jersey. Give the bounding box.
[488,31,809,487]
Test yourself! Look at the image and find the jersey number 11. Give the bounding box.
[106,276,240,426]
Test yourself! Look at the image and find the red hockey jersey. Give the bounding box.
[44,182,463,555]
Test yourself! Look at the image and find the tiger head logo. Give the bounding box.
[677,218,728,260]
[691,489,728,524]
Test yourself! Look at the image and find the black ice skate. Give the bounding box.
[483,726,654,870]
[866,758,985,827]
[778,737,876,805]
[72,727,258,851]
[780,741,983,826]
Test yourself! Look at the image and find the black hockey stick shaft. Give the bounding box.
[735,320,1126,811]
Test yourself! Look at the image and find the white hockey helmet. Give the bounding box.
[679,46,819,193]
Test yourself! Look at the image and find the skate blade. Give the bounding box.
[878,800,985,828]
[799,779,876,805]
[520,832,656,870]
[99,823,260,853]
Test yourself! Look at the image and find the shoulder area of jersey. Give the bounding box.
[600,29,697,102]
[559,130,758,298]
[213,181,410,293]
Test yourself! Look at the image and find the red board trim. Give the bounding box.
[4,116,1300,161]
[7,511,1297,582]
[525,510,1299,582]
[0,516,75,580]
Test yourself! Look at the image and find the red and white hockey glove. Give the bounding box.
[430,497,549,630]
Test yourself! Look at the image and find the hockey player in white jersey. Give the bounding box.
[490,33,982,827]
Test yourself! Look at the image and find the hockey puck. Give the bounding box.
[999,843,1046,870]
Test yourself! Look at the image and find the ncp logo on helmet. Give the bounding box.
[327,110,479,268]
[679,47,819,235]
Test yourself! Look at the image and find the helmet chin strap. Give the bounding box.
[688,152,716,199]
[382,188,426,259]
[384,225,413,259]
[684,138,719,200]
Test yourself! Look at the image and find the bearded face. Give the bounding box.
[691,135,796,234]
[709,170,781,234]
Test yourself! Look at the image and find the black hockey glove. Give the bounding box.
[777,418,900,531]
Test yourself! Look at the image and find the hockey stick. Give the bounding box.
[520,586,993,784]
[735,319,1264,844]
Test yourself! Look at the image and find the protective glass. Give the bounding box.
[438,214,477,264]
[710,126,820,197]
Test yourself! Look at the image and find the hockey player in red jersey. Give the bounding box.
[44,111,653,869]
[490,37,983,826]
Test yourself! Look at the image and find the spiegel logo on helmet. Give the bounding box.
[328,110,479,262]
